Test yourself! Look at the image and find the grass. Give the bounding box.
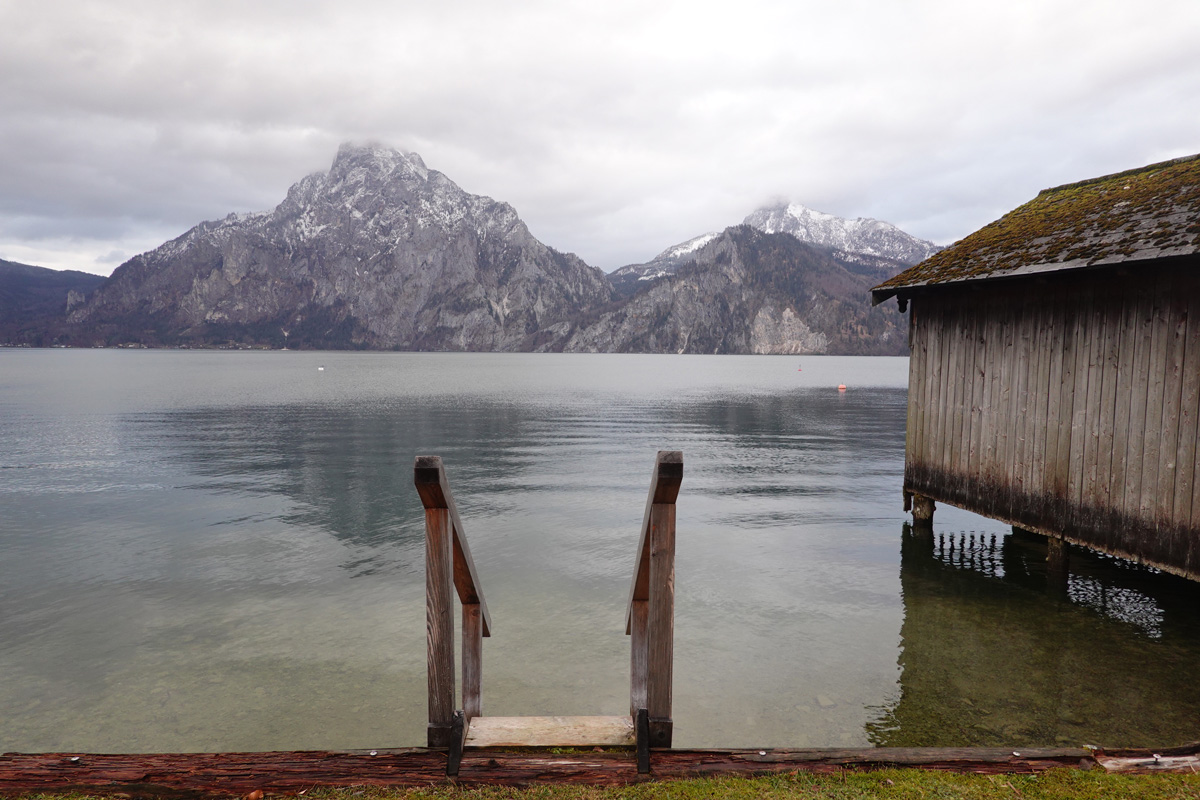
[13,769,1200,800]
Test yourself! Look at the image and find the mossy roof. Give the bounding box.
[872,153,1200,303]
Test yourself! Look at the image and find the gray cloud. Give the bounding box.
[3,0,1199,274]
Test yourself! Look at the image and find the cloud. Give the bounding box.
[2,0,1200,275]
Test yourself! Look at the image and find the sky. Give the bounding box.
[3,0,1200,277]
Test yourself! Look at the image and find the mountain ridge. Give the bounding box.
[69,143,613,350]
[609,201,939,297]
[13,143,913,354]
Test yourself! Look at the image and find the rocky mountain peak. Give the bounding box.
[743,202,941,265]
[68,143,612,350]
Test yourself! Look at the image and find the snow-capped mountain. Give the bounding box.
[744,202,942,265]
[607,232,720,298]
[571,225,908,355]
[608,202,940,296]
[71,143,613,349]
[59,150,912,354]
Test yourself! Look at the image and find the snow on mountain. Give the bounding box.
[744,202,942,265]
[609,202,938,298]
[70,142,613,349]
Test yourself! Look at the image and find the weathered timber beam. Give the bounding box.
[0,745,1135,794]
[414,456,491,636]
[625,450,682,633]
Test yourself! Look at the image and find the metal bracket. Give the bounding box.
[636,708,650,774]
[446,710,465,777]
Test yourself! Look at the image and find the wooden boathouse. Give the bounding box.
[871,153,1200,581]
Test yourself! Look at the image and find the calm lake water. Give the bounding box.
[2,350,1199,753]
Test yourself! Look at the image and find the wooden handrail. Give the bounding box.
[414,455,491,748]
[414,456,492,630]
[626,450,682,749]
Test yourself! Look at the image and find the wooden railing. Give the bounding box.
[416,450,681,773]
[414,455,492,748]
[626,450,683,750]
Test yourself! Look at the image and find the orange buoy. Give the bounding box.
[837,384,847,391]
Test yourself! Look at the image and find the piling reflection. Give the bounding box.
[868,524,1200,747]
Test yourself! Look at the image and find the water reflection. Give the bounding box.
[8,351,1200,753]
[869,525,1200,747]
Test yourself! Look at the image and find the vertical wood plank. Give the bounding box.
[1010,299,1033,517]
[647,501,675,747]
[1172,289,1200,535]
[1053,298,1078,504]
[1156,280,1188,530]
[1096,294,1123,546]
[1109,285,1138,525]
[426,507,456,746]
[905,305,921,471]
[629,599,649,717]
[959,305,978,501]
[907,303,923,476]
[936,299,955,474]
[953,305,971,501]
[1140,276,1170,529]
[1123,284,1155,522]
[1029,298,1052,516]
[969,303,987,500]
[997,304,1016,512]
[1043,296,1066,504]
[917,302,935,482]
[462,603,482,721]
[1081,293,1106,520]
[983,302,1003,490]
[1067,286,1094,522]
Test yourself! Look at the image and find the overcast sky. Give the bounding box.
[3,0,1199,276]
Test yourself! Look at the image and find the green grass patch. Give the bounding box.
[14,768,1200,800]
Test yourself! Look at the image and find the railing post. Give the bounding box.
[646,500,675,747]
[626,451,681,750]
[463,603,483,720]
[425,505,455,747]
[415,455,492,750]
[629,599,648,716]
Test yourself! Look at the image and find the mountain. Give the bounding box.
[0,259,106,345]
[565,226,908,355]
[55,145,912,354]
[744,202,942,265]
[609,202,940,293]
[68,143,613,349]
[608,232,720,298]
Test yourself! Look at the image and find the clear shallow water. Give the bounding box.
[2,350,1199,753]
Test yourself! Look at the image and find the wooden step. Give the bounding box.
[464,715,636,748]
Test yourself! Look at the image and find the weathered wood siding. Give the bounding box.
[905,262,1200,580]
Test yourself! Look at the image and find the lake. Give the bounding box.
[2,350,1199,753]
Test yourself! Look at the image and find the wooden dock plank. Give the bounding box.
[464,716,636,748]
